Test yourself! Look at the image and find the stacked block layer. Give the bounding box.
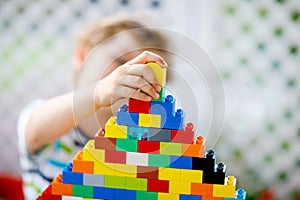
[38,63,246,200]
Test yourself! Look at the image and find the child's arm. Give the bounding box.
[25,51,167,155]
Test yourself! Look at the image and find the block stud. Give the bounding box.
[217,162,225,172]
[176,109,183,117]
[166,95,174,102]
[206,149,215,159]
[194,135,205,145]
[120,104,128,112]
[236,188,246,199]
[227,176,235,185]
[186,122,194,131]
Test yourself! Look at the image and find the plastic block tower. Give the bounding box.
[37,62,246,200]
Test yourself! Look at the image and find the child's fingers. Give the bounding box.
[126,64,161,92]
[118,74,159,100]
[126,51,168,68]
[113,85,152,102]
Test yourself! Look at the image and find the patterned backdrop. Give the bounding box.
[0,0,299,199]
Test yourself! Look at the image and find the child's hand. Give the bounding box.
[95,51,168,108]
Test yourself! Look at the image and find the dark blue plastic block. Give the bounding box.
[94,187,115,199]
[62,163,83,185]
[170,156,192,169]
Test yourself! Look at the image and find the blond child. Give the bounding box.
[18,17,167,199]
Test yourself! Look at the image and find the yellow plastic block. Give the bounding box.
[94,161,115,176]
[160,142,182,156]
[105,116,127,138]
[138,113,161,128]
[147,62,166,87]
[83,140,105,163]
[114,163,137,177]
[213,176,236,198]
[158,168,181,181]
[158,192,179,200]
[170,181,191,194]
[180,169,203,183]
[84,199,99,200]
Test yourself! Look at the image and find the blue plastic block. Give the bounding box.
[114,188,136,199]
[150,95,175,116]
[161,109,184,130]
[236,188,246,200]
[62,163,83,185]
[116,104,139,127]
[170,156,192,169]
[149,128,172,142]
[94,186,115,199]
[180,194,202,200]
[128,126,150,140]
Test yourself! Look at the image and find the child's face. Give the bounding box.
[75,34,165,81]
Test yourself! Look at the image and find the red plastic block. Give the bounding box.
[171,122,194,144]
[94,135,116,150]
[190,183,213,196]
[128,98,150,114]
[39,184,62,200]
[41,185,62,200]
[147,179,169,193]
[42,184,53,196]
[137,166,159,179]
[138,140,160,153]
[105,150,127,164]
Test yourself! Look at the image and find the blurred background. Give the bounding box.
[0,0,299,199]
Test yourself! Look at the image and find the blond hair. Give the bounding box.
[77,17,166,50]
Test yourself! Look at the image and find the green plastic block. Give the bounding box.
[152,86,165,102]
[104,175,126,189]
[142,86,165,102]
[160,142,182,156]
[72,185,93,198]
[136,190,158,200]
[148,154,170,167]
[125,177,148,191]
[116,138,138,152]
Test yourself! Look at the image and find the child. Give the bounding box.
[18,17,168,199]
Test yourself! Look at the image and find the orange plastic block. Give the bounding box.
[73,151,94,174]
[51,174,72,196]
[182,144,205,157]
[190,183,213,196]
